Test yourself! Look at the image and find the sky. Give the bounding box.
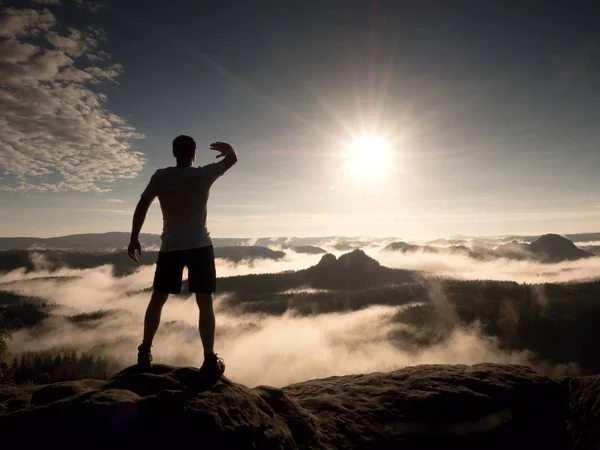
[1,0,599,240]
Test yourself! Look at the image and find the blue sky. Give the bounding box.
[1,0,599,239]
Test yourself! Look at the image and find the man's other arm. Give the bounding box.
[128,197,152,261]
[128,172,158,261]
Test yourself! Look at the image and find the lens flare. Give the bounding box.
[343,134,391,180]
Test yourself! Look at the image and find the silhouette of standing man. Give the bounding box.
[128,136,238,377]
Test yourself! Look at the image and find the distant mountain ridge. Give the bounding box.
[0,233,332,254]
[382,233,596,263]
[0,247,289,275]
[1,231,599,253]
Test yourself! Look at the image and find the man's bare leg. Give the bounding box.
[142,289,169,345]
[141,289,169,346]
[137,290,169,367]
[195,292,224,376]
[138,290,169,367]
[195,293,215,357]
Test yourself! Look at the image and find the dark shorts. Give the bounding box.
[153,245,216,294]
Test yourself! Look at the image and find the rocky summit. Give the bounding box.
[2,362,596,448]
[309,249,382,289]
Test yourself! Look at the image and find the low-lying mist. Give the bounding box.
[1,248,585,387]
[373,248,600,284]
[8,236,599,285]
[214,241,600,285]
[245,240,600,284]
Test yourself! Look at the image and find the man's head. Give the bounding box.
[172,135,196,162]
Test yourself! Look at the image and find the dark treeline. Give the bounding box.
[0,288,118,331]
[0,299,123,386]
[3,350,121,385]
[222,278,600,375]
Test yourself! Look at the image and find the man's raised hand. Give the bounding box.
[210,142,234,159]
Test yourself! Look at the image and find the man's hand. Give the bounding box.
[210,142,234,158]
[210,141,238,169]
[128,238,142,262]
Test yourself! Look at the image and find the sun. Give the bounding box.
[343,133,391,179]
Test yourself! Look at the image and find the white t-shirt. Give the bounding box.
[141,161,228,252]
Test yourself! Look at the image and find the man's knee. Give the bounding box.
[150,290,169,306]
[195,293,213,309]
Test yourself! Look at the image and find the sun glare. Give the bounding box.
[343,134,391,180]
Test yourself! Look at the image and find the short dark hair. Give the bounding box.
[172,135,196,159]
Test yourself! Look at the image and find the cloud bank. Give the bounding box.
[2,248,584,387]
[371,247,600,284]
[0,5,145,192]
[260,237,600,284]
[3,268,541,388]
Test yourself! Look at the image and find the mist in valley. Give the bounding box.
[2,239,595,387]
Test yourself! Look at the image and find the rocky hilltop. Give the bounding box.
[307,249,382,289]
[2,362,598,448]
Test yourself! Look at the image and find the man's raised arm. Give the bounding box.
[210,141,238,169]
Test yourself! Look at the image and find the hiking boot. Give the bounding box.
[201,353,225,379]
[137,343,152,369]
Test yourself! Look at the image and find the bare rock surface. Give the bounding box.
[563,375,600,450]
[0,363,579,448]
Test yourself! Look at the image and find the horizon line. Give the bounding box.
[1,230,600,241]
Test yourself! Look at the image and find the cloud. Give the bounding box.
[225,238,600,285]
[1,247,586,387]
[72,0,105,13]
[0,7,145,193]
[31,0,105,12]
[155,239,600,283]
[80,208,130,215]
[575,240,600,246]
[214,250,324,277]
[3,262,559,387]
[32,0,63,5]
[372,247,600,284]
[104,198,124,203]
[0,7,55,38]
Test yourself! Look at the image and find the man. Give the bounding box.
[127,135,238,377]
